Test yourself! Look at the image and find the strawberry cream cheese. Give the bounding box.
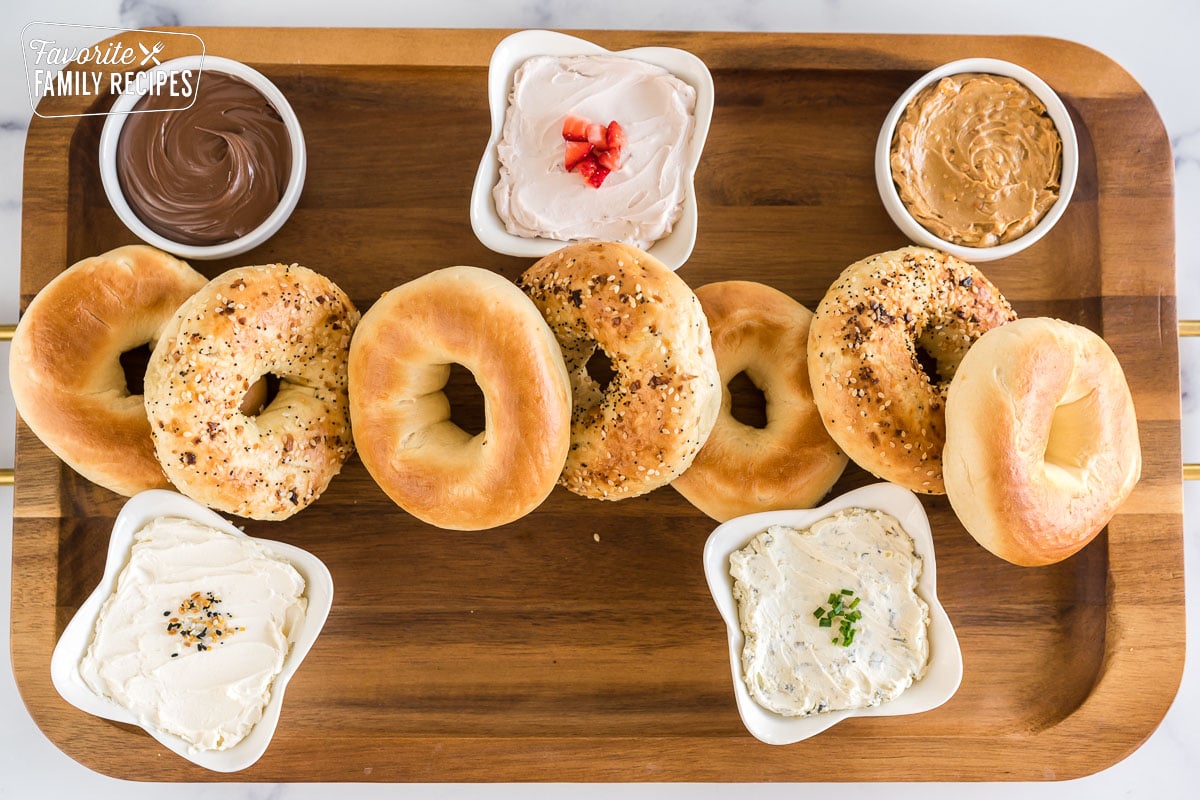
[493,54,697,249]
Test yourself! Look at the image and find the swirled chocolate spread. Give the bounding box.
[117,71,292,246]
[889,73,1062,247]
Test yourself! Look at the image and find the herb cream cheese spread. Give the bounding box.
[79,516,307,752]
[729,509,930,716]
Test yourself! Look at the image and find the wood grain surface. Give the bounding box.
[10,28,1183,782]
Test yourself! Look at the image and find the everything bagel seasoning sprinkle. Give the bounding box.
[164,591,245,654]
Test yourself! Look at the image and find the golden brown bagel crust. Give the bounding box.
[672,281,848,521]
[518,241,721,500]
[348,267,572,530]
[808,246,1016,494]
[943,317,1141,566]
[145,264,358,520]
[9,244,208,496]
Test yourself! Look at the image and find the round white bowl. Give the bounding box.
[470,29,714,271]
[50,489,334,773]
[99,55,306,261]
[875,58,1078,262]
[703,482,963,745]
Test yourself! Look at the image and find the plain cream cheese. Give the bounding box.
[730,509,930,717]
[492,54,696,248]
[79,516,307,752]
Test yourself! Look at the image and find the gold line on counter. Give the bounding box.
[1178,324,1198,479]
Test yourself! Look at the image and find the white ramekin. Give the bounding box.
[99,55,306,261]
[875,58,1079,262]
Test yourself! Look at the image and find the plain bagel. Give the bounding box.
[145,263,359,521]
[518,241,722,500]
[9,244,208,496]
[671,281,847,521]
[349,266,573,530]
[943,317,1141,566]
[808,246,1016,494]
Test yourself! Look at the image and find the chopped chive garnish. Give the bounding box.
[813,587,861,647]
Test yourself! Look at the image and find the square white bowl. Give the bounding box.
[50,489,333,773]
[470,29,714,271]
[703,482,963,745]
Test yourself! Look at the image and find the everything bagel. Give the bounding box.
[144,263,358,520]
[518,242,721,500]
[808,246,1016,494]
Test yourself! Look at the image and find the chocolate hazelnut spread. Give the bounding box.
[889,73,1062,248]
[117,71,292,246]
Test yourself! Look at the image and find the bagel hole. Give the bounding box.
[728,371,768,429]
[118,343,152,396]
[585,348,617,391]
[240,374,280,417]
[445,362,486,437]
[913,341,944,386]
[1045,389,1100,473]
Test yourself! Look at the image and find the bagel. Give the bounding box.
[518,241,721,500]
[9,245,208,496]
[348,267,572,530]
[943,317,1141,566]
[144,263,358,520]
[672,281,847,521]
[808,246,1016,494]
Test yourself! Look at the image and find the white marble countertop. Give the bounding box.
[1,0,1196,798]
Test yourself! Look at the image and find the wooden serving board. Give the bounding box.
[11,28,1182,782]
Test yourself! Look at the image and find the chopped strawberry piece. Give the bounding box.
[576,155,599,180]
[587,164,611,187]
[596,145,623,172]
[587,122,607,150]
[605,120,627,151]
[562,114,592,142]
[564,140,592,171]
[576,154,611,188]
[560,115,624,186]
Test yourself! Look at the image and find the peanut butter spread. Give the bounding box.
[889,73,1062,247]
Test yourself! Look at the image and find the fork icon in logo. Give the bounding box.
[138,41,165,66]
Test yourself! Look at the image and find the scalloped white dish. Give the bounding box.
[49,489,333,773]
[470,29,714,271]
[703,482,962,745]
